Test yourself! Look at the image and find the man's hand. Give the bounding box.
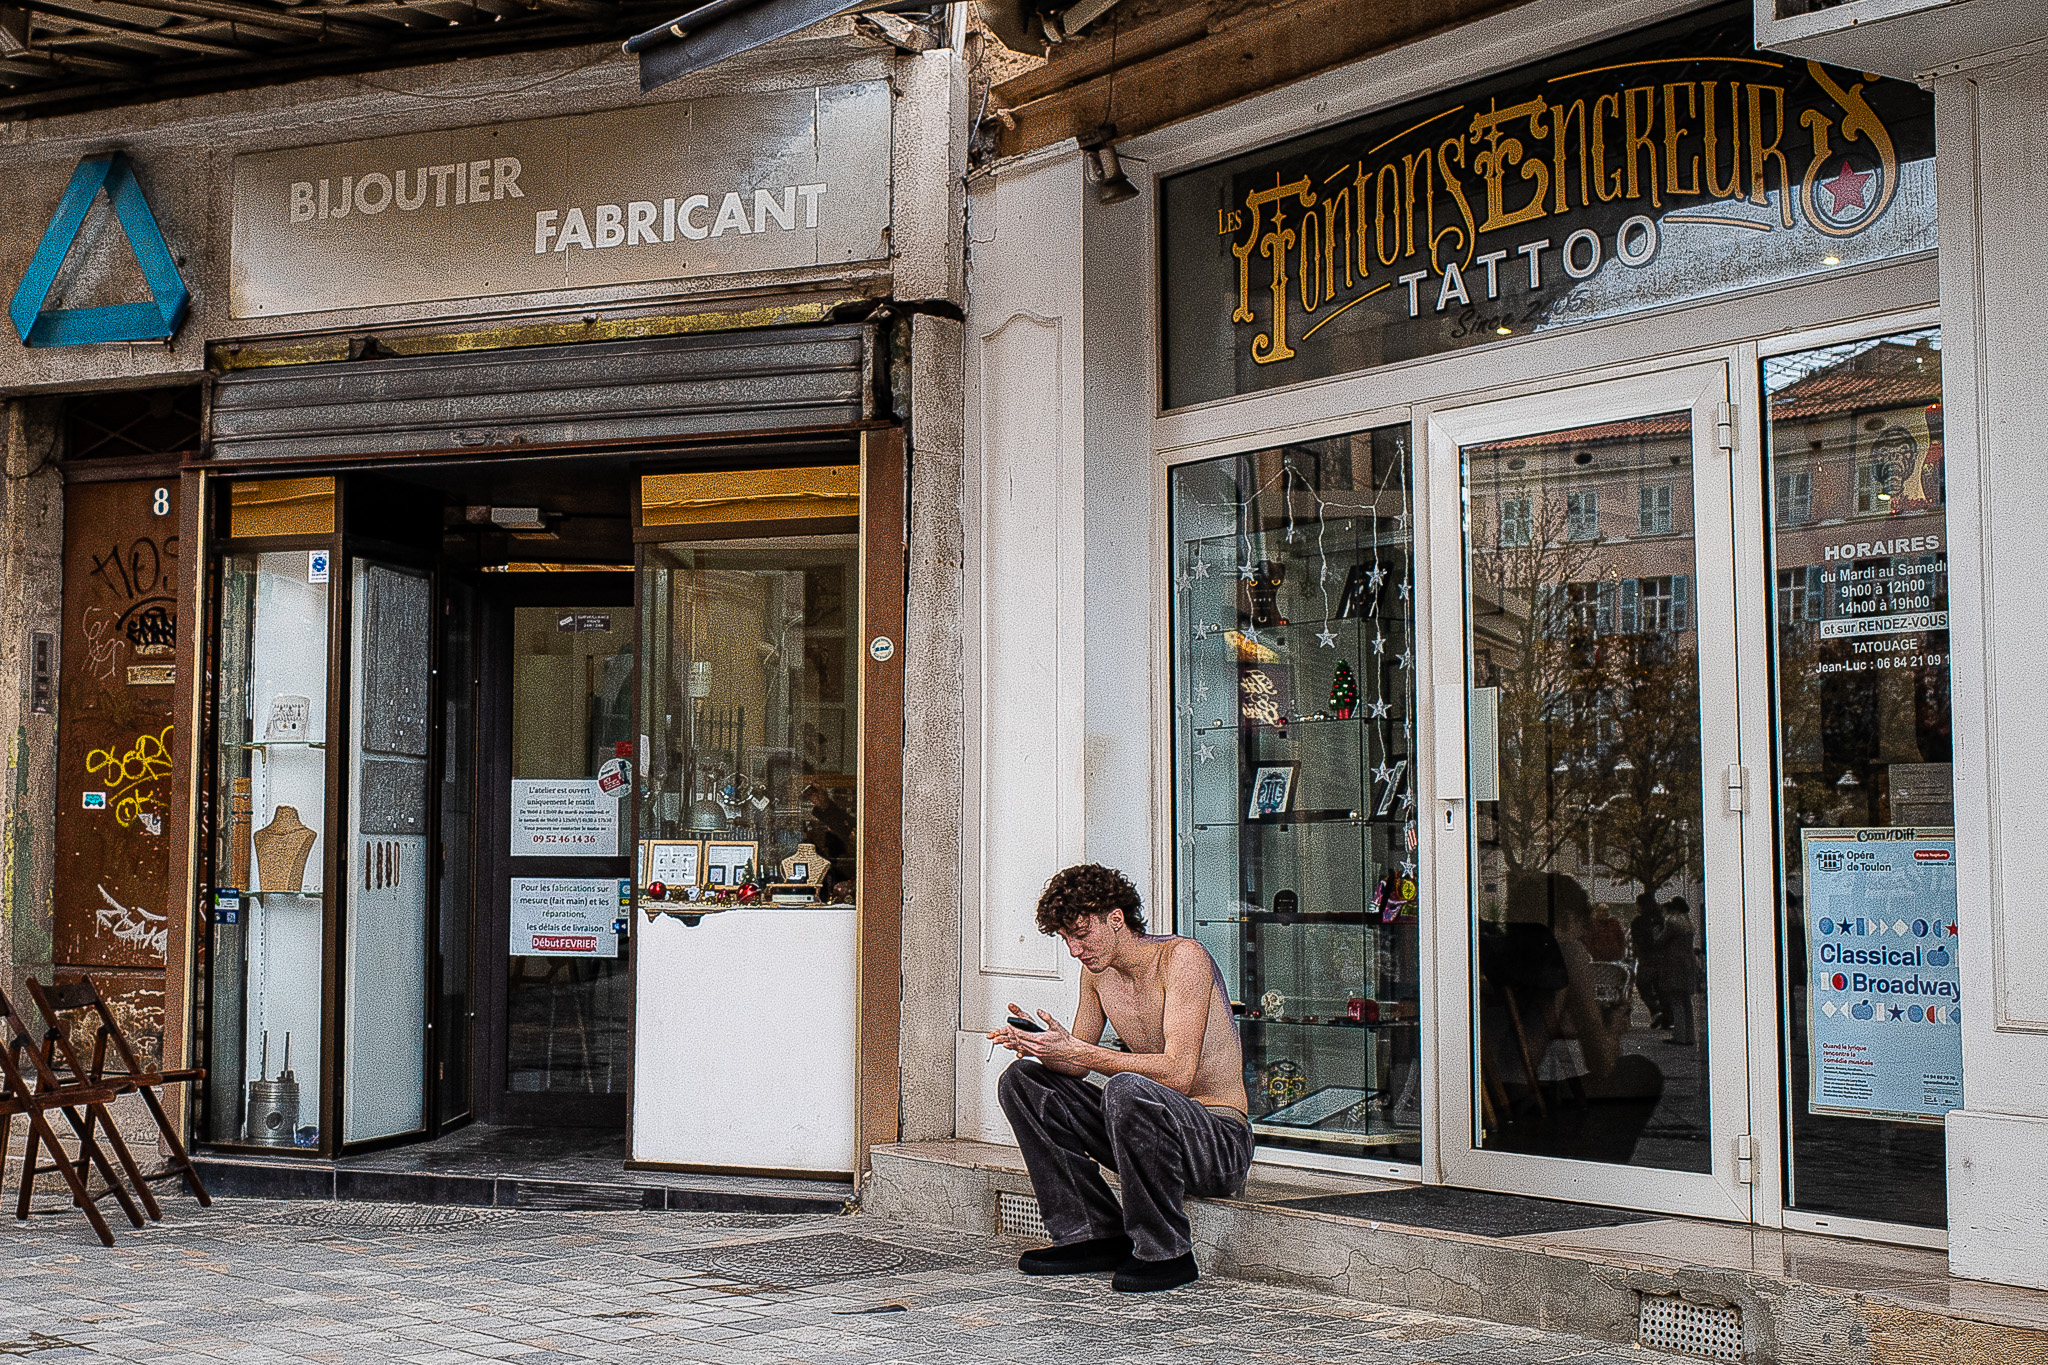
[988,1005,1091,1067]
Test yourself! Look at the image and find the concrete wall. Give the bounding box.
[1934,55,2048,1292]
[955,144,1092,1142]
[0,400,62,1002]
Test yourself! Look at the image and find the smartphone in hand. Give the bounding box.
[1005,1014,1045,1033]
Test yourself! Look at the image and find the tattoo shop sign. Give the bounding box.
[1158,8,1936,408]
[229,82,891,318]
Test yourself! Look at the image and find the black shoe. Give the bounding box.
[1018,1235,1133,1275]
[1111,1252,1199,1293]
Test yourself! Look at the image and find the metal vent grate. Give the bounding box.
[1638,1295,1743,1361]
[996,1191,1049,1241]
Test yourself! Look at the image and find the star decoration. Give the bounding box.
[1372,761,1396,786]
[1395,510,1411,529]
[1368,698,1392,720]
[1403,717,1412,740]
[1399,788,1415,812]
[1397,580,1411,601]
[1820,159,1873,215]
[1193,680,1209,700]
[1176,572,1190,591]
[1889,1006,1904,1020]
[1241,624,1261,645]
[1366,563,1387,591]
[1400,859,1416,878]
[1196,742,1217,764]
[1190,558,1211,580]
[1397,647,1414,671]
[1316,628,1338,649]
[1238,562,1257,581]
[1193,621,1219,641]
[1373,631,1387,655]
[1283,524,1300,543]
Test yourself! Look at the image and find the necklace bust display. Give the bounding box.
[252,806,317,892]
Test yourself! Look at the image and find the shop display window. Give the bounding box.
[637,540,862,911]
[1764,326,1952,1227]
[1169,430,1422,1160]
[208,550,331,1147]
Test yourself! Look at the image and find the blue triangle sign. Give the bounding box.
[9,151,189,347]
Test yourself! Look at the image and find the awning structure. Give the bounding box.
[0,0,685,117]
[623,0,946,91]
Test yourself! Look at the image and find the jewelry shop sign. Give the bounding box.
[1159,8,1936,408]
[229,81,891,319]
[511,877,627,958]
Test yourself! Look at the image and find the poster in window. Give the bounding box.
[1802,827,1961,1124]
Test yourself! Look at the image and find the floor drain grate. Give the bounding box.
[252,1203,501,1232]
[646,1232,963,1288]
[1638,1295,1743,1361]
[996,1191,1049,1242]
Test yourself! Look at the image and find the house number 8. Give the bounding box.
[152,487,170,516]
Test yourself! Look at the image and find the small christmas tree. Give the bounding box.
[1329,660,1359,719]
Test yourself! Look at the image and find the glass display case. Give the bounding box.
[202,476,440,1154]
[637,540,862,904]
[208,549,333,1148]
[1170,428,1422,1160]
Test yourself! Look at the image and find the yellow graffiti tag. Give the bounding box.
[86,724,174,829]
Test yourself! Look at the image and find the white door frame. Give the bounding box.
[1423,359,1756,1224]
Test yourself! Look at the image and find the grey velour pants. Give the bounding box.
[997,1060,1255,1261]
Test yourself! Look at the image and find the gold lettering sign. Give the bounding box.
[1161,10,1936,409]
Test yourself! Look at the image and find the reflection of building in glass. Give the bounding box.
[1466,411,1705,927]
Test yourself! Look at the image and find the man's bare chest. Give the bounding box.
[1094,975,1166,1053]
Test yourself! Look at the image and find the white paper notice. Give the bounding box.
[510,877,624,957]
[510,778,617,856]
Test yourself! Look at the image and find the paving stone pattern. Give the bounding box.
[0,1196,1698,1364]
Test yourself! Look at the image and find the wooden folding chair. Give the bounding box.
[0,986,144,1247]
[27,975,210,1210]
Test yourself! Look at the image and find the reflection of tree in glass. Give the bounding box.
[1474,490,1705,904]
[1589,632,1703,903]
[1471,494,1605,887]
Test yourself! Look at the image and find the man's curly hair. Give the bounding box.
[1035,863,1147,936]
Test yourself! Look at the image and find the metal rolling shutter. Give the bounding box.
[208,324,873,462]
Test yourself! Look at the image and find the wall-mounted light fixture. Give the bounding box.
[1081,128,1137,205]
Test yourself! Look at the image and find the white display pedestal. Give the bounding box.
[631,904,857,1174]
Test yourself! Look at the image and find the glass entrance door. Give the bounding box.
[1430,363,1753,1221]
[480,583,635,1127]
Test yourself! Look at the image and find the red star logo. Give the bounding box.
[1822,160,1874,215]
[1947,921,1959,937]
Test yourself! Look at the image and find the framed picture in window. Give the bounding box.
[1246,763,1299,820]
[705,840,758,885]
[641,839,702,889]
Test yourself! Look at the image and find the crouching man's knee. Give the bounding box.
[997,1057,1051,1115]
[1100,1072,1172,1129]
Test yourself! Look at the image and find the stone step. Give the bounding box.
[194,1152,852,1215]
[864,1140,2048,1365]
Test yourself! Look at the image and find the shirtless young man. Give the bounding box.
[988,864,1252,1293]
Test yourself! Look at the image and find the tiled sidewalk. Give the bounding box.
[0,1197,1693,1363]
